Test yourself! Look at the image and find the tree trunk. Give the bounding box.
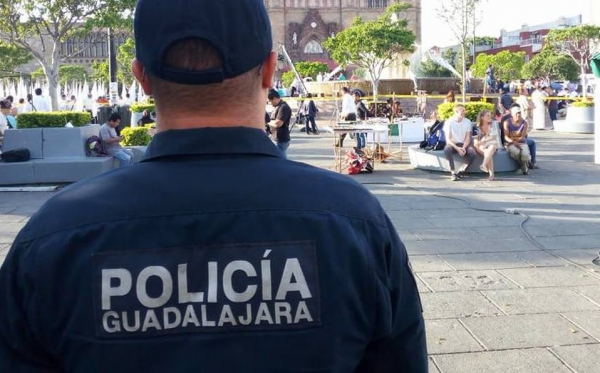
[46,44,62,111]
[372,78,379,99]
[461,44,467,103]
[581,64,588,98]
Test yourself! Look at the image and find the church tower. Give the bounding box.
[266,0,421,74]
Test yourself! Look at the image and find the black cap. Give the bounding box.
[134,0,273,85]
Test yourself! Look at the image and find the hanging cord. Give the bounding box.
[360,182,600,268]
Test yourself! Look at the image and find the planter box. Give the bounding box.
[2,128,44,159]
[562,106,595,134]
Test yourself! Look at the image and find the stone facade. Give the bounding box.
[267,0,421,78]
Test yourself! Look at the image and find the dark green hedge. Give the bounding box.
[130,103,155,113]
[17,111,92,128]
[437,102,496,122]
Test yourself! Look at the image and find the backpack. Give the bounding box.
[1,148,30,162]
[85,136,107,157]
[420,120,446,151]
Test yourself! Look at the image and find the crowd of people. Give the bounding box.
[438,103,538,182]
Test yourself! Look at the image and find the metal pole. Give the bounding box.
[107,27,118,106]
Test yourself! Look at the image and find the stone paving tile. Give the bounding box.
[536,235,600,250]
[396,230,421,242]
[433,349,572,373]
[420,291,503,320]
[0,231,18,244]
[425,319,484,354]
[551,344,600,373]
[428,359,441,373]
[417,270,519,292]
[409,228,480,241]
[409,255,455,272]
[461,314,595,350]
[440,252,538,270]
[499,266,600,288]
[415,277,431,293]
[388,217,437,230]
[561,311,600,341]
[553,249,600,265]
[525,224,600,237]
[483,288,600,315]
[571,285,600,306]
[470,226,528,239]
[404,240,471,256]
[515,251,568,267]
[427,216,523,229]
[460,238,542,253]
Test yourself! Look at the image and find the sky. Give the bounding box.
[421,0,589,49]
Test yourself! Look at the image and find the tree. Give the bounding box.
[0,0,136,110]
[323,2,415,97]
[116,37,135,87]
[546,24,600,97]
[0,41,32,73]
[32,65,90,86]
[521,46,579,83]
[294,61,328,80]
[436,0,482,102]
[471,50,525,81]
[92,61,109,83]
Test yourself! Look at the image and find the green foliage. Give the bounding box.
[17,112,92,128]
[0,41,32,72]
[121,126,152,146]
[471,51,525,81]
[281,71,295,88]
[419,50,457,78]
[522,46,579,82]
[116,37,136,86]
[32,65,90,85]
[294,61,328,80]
[92,60,110,83]
[323,2,416,95]
[129,103,155,113]
[437,102,495,122]
[572,100,594,108]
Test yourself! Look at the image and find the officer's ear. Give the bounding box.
[261,52,277,90]
[132,59,153,95]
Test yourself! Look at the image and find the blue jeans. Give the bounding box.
[276,141,290,159]
[526,138,536,165]
[305,116,317,133]
[356,133,366,149]
[114,149,134,167]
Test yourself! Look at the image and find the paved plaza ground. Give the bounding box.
[1,122,599,372]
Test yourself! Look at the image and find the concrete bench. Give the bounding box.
[0,125,146,185]
[408,144,519,173]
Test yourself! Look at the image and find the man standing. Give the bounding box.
[267,89,292,158]
[0,0,426,371]
[32,88,51,112]
[336,86,357,148]
[443,104,477,181]
[99,112,133,167]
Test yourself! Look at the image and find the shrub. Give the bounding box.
[130,102,155,113]
[121,126,152,146]
[572,100,594,108]
[437,102,496,122]
[17,111,92,128]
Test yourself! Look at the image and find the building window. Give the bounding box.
[367,0,387,8]
[304,40,323,54]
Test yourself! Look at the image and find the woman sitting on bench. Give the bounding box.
[474,110,499,181]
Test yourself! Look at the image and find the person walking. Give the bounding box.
[0,0,427,371]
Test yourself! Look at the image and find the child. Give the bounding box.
[474,110,498,181]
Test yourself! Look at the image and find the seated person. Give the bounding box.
[503,105,531,175]
[100,113,134,167]
[137,110,154,126]
[391,100,404,121]
[500,108,537,169]
[443,105,477,181]
[474,110,498,181]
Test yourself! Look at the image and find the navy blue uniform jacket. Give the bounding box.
[0,127,427,372]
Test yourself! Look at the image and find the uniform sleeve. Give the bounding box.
[356,215,428,373]
[0,240,61,372]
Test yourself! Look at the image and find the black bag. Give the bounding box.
[2,148,31,162]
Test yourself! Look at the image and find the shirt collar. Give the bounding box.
[142,127,282,161]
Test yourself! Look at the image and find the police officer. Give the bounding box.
[0,0,427,371]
